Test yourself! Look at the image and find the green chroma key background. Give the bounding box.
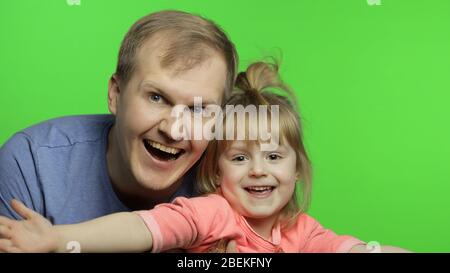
[1,0,449,252]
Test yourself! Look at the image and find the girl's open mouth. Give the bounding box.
[244,186,275,198]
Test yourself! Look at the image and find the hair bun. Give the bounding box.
[235,71,253,92]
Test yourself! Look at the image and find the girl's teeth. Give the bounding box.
[247,186,273,191]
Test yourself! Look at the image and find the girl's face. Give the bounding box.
[218,140,298,221]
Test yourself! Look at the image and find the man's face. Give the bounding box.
[108,38,227,192]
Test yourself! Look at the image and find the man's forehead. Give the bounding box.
[135,36,170,68]
[135,40,226,104]
[136,33,218,74]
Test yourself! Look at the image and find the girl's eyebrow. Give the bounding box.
[271,144,288,152]
[226,142,249,150]
[225,147,245,154]
[223,146,248,156]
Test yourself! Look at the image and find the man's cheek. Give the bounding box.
[191,139,209,153]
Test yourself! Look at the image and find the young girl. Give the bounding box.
[0,62,407,253]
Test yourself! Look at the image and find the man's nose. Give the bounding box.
[158,113,184,142]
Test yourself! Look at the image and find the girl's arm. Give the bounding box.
[0,199,152,253]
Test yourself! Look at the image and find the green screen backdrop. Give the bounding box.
[1,0,449,252]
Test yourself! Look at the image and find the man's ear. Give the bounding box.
[108,74,121,115]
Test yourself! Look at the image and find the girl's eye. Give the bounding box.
[149,94,163,103]
[267,154,282,160]
[232,155,247,162]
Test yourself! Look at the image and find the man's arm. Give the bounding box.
[0,200,153,253]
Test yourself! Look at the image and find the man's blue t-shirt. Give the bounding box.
[0,115,196,224]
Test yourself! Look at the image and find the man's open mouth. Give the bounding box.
[143,139,184,161]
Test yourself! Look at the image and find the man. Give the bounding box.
[0,10,237,225]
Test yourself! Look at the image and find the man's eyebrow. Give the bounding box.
[140,81,220,106]
[187,97,219,107]
[140,81,175,105]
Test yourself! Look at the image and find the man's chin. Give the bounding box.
[138,179,177,192]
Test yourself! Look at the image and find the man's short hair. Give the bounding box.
[116,10,238,100]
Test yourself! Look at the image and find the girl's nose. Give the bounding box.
[248,159,267,178]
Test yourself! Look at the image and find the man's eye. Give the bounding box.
[232,155,246,162]
[149,94,163,103]
[189,106,204,114]
[267,154,282,160]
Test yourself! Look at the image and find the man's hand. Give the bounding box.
[207,239,237,253]
[0,199,58,253]
[225,240,237,253]
[349,243,412,253]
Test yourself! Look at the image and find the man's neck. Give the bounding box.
[110,182,179,210]
[106,126,179,210]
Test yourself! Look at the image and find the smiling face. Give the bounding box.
[218,140,298,221]
[107,37,227,196]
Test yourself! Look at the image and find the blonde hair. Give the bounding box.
[197,61,312,229]
[115,10,238,100]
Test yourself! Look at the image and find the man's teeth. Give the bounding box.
[147,140,181,155]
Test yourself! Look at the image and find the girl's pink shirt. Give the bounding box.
[136,193,364,253]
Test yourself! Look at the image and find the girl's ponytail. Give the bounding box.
[234,62,297,107]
